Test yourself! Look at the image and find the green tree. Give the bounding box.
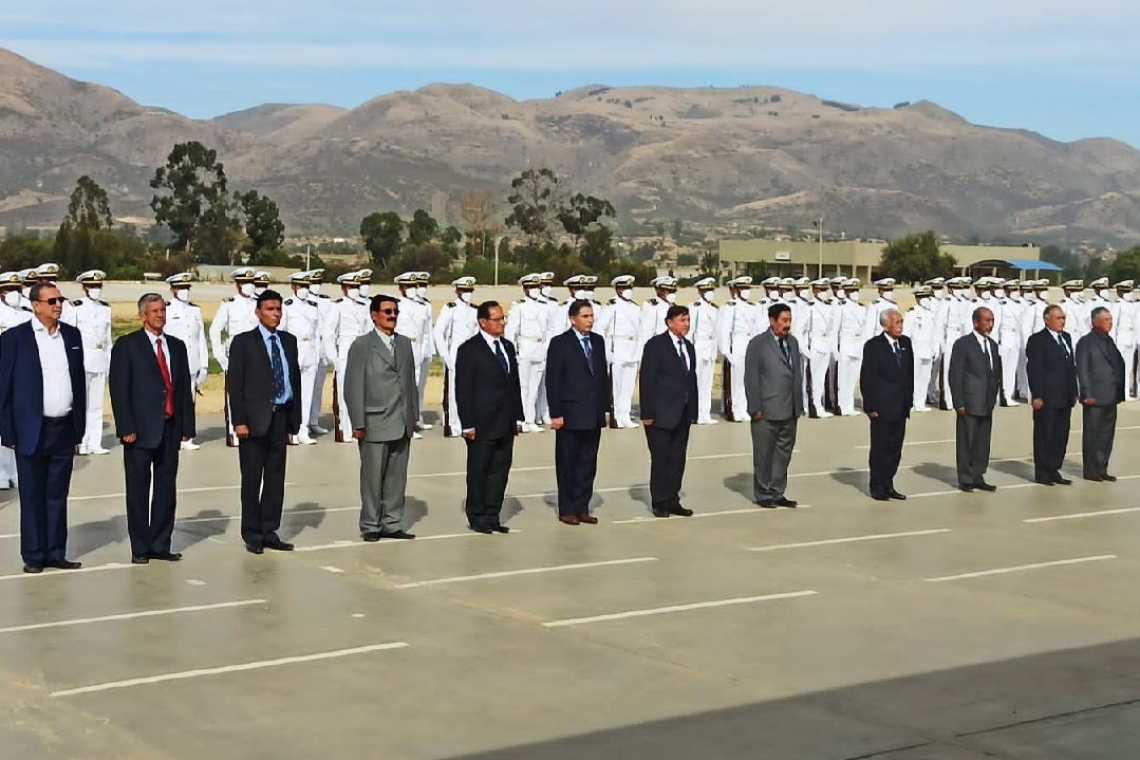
[66,175,113,231]
[698,249,719,278]
[236,190,285,263]
[877,231,956,283]
[1041,244,1081,280]
[439,225,463,257]
[557,193,616,250]
[406,209,440,246]
[1109,247,1140,282]
[149,141,238,262]
[505,168,560,245]
[360,211,404,267]
[580,225,616,273]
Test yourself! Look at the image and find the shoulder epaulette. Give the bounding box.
[165,300,172,306]
[284,298,294,305]
[468,302,477,308]
[189,302,200,307]
[648,297,659,305]
[224,296,235,302]
[71,299,83,306]
[447,302,457,308]
[20,306,31,313]
[515,298,526,304]
[318,294,330,299]
[608,297,617,305]
[335,297,344,303]
[97,299,109,307]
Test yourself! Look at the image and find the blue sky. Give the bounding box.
[4,0,1140,146]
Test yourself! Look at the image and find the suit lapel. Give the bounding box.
[371,332,396,369]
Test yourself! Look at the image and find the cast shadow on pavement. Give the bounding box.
[175,509,229,551]
[912,462,960,488]
[70,513,126,558]
[279,501,326,542]
[829,467,866,494]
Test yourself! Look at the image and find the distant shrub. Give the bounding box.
[893,101,911,109]
[821,100,860,112]
[769,94,782,103]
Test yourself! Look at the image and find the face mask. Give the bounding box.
[847,292,860,303]
[254,286,267,297]
[240,283,255,297]
[579,289,594,300]
[526,287,540,299]
[882,291,896,303]
[664,292,676,305]
[346,287,360,300]
[995,289,1006,299]
[175,289,191,303]
[296,287,310,300]
[3,291,20,308]
[21,287,31,298]
[702,290,715,303]
[416,286,428,298]
[980,291,992,301]
[1070,293,1084,303]
[358,284,371,298]
[798,289,812,300]
[737,289,751,302]
[619,289,633,301]
[459,291,473,304]
[309,283,322,296]
[541,286,553,298]
[87,288,102,300]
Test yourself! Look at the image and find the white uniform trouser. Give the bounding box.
[941,341,957,408]
[1121,344,1137,400]
[837,354,861,415]
[310,358,330,430]
[298,363,317,434]
[808,351,830,415]
[536,372,551,424]
[695,358,715,423]
[1000,343,1019,403]
[222,375,237,445]
[335,348,353,442]
[914,358,934,410]
[611,361,638,426]
[443,361,462,435]
[0,447,16,486]
[519,359,544,425]
[800,353,810,413]
[927,349,942,405]
[728,354,748,421]
[417,357,431,425]
[82,370,107,451]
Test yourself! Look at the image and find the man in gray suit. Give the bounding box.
[345,294,419,540]
[1076,306,1125,481]
[949,306,1002,492]
[744,303,803,508]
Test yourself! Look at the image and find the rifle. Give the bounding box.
[722,358,733,422]
[332,371,344,443]
[442,367,453,437]
[223,382,236,447]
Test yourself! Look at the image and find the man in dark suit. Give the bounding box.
[0,282,86,573]
[1076,306,1125,481]
[640,304,698,517]
[227,290,302,554]
[1026,304,1079,485]
[861,309,914,501]
[109,294,196,564]
[545,299,610,525]
[744,303,803,508]
[345,294,419,540]
[949,306,1002,492]
[456,300,524,533]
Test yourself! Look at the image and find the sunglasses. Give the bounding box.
[378,308,399,316]
[37,297,66,306]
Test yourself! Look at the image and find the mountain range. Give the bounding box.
[2,47,1139,246]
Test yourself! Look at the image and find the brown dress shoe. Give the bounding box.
[559,515,580,525]
[577,514,598,524]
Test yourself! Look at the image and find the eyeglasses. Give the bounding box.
[378,308,399,316]
[483,316,506,322]
[36,297,65,306]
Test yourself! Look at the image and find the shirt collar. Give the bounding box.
[480,329,500,349]
[257,324,277,341]
[1047,328,1064,341]
[574,329,591,341]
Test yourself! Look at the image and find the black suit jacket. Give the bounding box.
[639,331,698,430]
[860,333,915,422]
[0,320,86,455]
[545,329,609,431]
[1026,329,1078,408]
[109,330,196,448]
[455,334,524,440]
[226,327,303,437]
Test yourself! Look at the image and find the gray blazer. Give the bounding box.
[344,330,418,442]
[744,329,804,421]
[1076,331,1125,407]
[948,332,1001,416]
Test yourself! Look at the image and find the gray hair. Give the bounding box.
[878,308,902,327]
[137,292,165,314]
[1090,306,1111,323]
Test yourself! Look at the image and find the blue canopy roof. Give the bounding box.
[994,258,1063,272]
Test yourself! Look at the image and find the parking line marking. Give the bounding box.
[0,563,139,582]
[748,529,952,552]
[925,555,1116,583]
[1025,506,1140,523]
[0,533,18,540]
[543,590,819,628]
[0,599,265,635]
[50,642,410,697]
[857,438,955,450]
[396,557,658,588]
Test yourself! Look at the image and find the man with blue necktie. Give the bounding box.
[1026,305,1079,486]
[226,291,302,554]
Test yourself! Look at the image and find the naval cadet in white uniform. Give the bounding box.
[322,271,372,442]
[0,271,32,486]
[281,271,321,445]
[163,272,209,450]
[689,277,720,424]
[62,270,112,455]
[638,276,678,349]
[716,276,758,422]
[305,268,333,435]
[506,273,553,432]
[208,266,259,446]
[601,274,643,429]
[432,276,479,437]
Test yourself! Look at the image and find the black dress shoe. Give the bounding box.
[959,484,974,492]
[263,537,294,551]
[362,532,382,542]
[131,555,150,565]
[973,482,997,492]
[652,508,670,518]
[380,530,415,540]
[775,497,798,508]
[757,500,777,508]
[1034,478,1055,486]
[46,559,82,570]
[245,543,264,555]
[491,524,510,534]
[667,505,694,517]
[871,493,890,501]
[149,551,182,561]
[888,490,907,501]
[469,524,493,534]
[1103,474,1118,482]
[1054,476,1073,486]
[23,563,43,574]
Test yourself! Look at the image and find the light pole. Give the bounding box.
[812,218,823,277]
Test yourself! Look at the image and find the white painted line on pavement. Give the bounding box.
[748,529,952,552]
[396,557,658,589]
[925,555,1116,583]
[856,438,955,450]
[409,465,553,479]
[0,533,18,540]
[543,590,819,628]
[296,532,502,552]
[1025,506,1140,523]
[0,599,265,635]
[613,506,813,524]
[688,453,753,461]
[0,563,139,582]
[321,566,346,574]
[50,642,410,697]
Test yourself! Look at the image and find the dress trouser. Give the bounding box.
[1082,404,1117,477]
[999,344,1020,402]
[837,355,861,414]
[1120,344,1137,400]
[310,358,330,429]
[808,350,830,414]
[297,363,317,434]
[956,413,992,485]
[869,417,907,496]
[82,370,106,450]
[417,356,431,425]
[695,357,715,423]
[645,414,691,509]
[518,360,543,425]
[123,416,179,556]
[913,359,933,409]
[358,436,410,534]
[334,348,354,441]
[16,417,75,564]
[727,354,748,421]
[751,416,797,502]
[238,407,289,546]
[465,434,514,528]
[554,428,601,517]
[1032,406,1071,481]
[611,362,637,426]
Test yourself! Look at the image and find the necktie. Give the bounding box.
[779,337,790,364]
[677,339,689,371]
[981,337,991,370]
[1057,334,1072,363]
[581,335,594,375]
[269,334,286,401]
[893,340,902,367]
[494,340,509,374]
[156,338,173,417]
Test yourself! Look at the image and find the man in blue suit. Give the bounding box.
[0,281,86,573]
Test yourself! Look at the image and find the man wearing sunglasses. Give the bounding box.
[0,282,87,573]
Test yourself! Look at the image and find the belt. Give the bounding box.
[42,415,70,425]
[271,402,293,413]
